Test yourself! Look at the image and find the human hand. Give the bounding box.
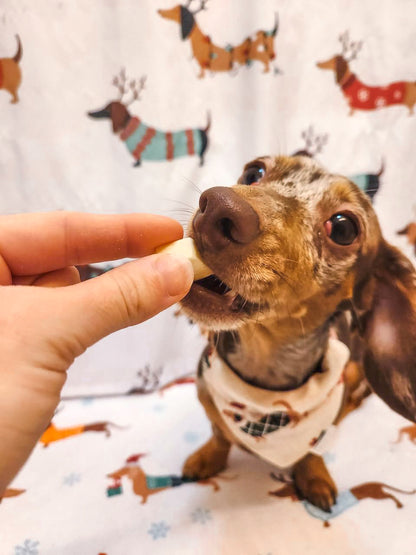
[0,212,193,494]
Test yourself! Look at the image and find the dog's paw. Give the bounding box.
[300,478,337,513]
[182,441,228,480]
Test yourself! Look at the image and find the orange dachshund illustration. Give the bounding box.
[158,1,278,78]
[107,453,232,504]
[0,488,25,502]
[269,475,416,527]
[40,420,126,447]
[0,35,22,103]
[317,31,416,115]
[395,423,416,444]
[398,221,416,256]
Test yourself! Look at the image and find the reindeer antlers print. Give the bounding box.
[185,0,209,14]
[339,30,363,61]
[301,126,328,157]
[112,69,146,106]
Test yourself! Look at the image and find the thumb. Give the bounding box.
[57,253,194,355]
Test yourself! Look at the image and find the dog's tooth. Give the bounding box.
[156,237,212,280]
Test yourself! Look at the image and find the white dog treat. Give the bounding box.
[156,237,212,280]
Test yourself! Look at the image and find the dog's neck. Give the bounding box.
[213,320,331,391]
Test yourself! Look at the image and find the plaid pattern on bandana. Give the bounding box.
[240,411,291,437]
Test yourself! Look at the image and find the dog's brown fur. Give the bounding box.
[0,35,22,104]
[180,154,416,512]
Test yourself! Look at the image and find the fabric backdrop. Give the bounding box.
[1,0,415,397]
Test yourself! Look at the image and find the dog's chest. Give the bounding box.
[203,338,349,468]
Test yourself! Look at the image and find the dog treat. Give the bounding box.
[156,237,212,280]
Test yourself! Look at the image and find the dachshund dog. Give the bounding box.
[89,71,210,166]
[317,31,416,115]
[158,1,278,78]
[0,35,22,104]
[179,153,416,512]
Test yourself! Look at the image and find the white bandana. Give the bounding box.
[203,338,350,468]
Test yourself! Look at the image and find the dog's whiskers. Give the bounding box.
[182,177,203,196]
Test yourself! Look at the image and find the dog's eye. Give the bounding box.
[325,214,358,245]
[240,166,265,185]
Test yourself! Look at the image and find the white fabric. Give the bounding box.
[3,385,416,554]
[204,338,350,467]
[1,0,415,398]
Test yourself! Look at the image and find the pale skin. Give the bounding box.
[0,211,194,496]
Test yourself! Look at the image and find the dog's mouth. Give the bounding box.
[182,272,264,322]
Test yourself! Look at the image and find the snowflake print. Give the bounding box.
[148,521,170,540]
[393,89,403,100]
[14,539,40,555]
[375,96,387,108]
[323,452,336,464]
[80,396,94,406]
[183,430,200,444]
[191,507,212,524]
[63,472,81,486]
[357,88,369,101]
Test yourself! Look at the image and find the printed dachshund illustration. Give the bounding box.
[0,35,22,103]
[398,220,416,256]
[106,453,231,504]
[293,125,383,201]
[0,488,25,502]
[158,1,278,78]
[40,419,126,447]
[178,154,416,514]
[269,475,416,527]
[395,423,416,444]
[89,69,210,166]
[317,31,416,115]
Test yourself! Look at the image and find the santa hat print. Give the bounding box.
[125,453,146,465]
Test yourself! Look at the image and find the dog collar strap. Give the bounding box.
[120,117,142,141]
[203,338,349,468]
[341,73,357,91]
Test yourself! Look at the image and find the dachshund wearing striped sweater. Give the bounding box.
[180,154,416,512]
[317,31,416,115]
[89,72,210,166]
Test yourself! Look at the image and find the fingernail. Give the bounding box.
[154,254,194,297]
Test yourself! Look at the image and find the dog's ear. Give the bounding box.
[354,242,416,422]
[110,102,129,134]
[180,6,195,40]
[335,56,348,83]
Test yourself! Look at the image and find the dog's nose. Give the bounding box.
[193,186,260,250]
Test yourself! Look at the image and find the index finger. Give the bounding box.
[0,212,184,277]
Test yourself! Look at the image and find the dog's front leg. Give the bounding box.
[292,453,337,512]
[183,424,231,480]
